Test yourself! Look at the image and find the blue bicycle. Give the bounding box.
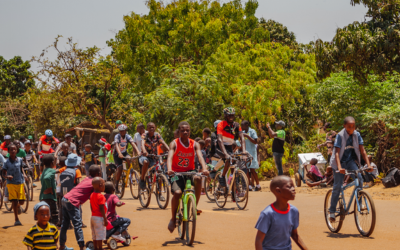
[324,167,376,237]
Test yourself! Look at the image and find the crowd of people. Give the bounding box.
[0,107,380,250]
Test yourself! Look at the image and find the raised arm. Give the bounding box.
[266,122,277,138]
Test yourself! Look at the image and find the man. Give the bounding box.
[239,120,261,191]
[328,116,373,222]
[166,121,209,233]
[54,134,77,158]
[139,122,170,189]
[267,121,286,176]
[318,122,337,164]
[214,107,247,187]
[113,124,140,193]
[19,136,26,149]
[109,120,123,144]
[38,129,60,155]
[133,123,146,155]
[0,135,12,157]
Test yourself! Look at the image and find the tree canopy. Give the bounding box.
[0,56,34,98]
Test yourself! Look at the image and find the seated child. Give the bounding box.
[90,177,107,250]
[255,176,308,250]
[104,181,131,242]
[23,201,59,250]
[306,165,334,188]
[305,158,323,182]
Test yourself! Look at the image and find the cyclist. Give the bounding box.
[54,134,77,158]
[0,135,12,157]
[213,107,247,188]
[113,124,140,193]
[139,122,170,190]
[167,121,209,233]
[38,129,60,156]
[24,140,38,187]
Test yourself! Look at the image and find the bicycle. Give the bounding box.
[213,152,252,210]
[23,166,34,201]
[324,167,376,237]
[110,156,140,199]
[172,172,203,246]
[139,154,170,209]
[203,164,217,202]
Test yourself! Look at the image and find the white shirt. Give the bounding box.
[133,131,147,153]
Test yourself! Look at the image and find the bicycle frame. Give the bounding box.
[144,155,166,192]
[177,180,197,222]
[341,175,371,215]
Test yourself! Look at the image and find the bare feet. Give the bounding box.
[168,219,176,233]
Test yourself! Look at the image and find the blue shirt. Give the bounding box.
[114,133,134,153]
[255,204,299,250]
[2,157,24,185]
[236,127,258,168]
[334,131,363,163]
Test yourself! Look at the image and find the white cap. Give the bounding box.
[4,135,11,140]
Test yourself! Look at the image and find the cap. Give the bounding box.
[4,135,11,140]
[64,134,72,138]
[24,140,31,145]
[275,120,286,127]
[99,138,107,144]
[27,135,33,140]
[105,144,111,151]
[33,201,50,220]
[116,120,122,125]
[65,153,82,167]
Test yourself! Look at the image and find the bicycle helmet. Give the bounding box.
[275,120,286,127]
[118,124,128,131]
[223,107,235,116]
[45,129,53,136]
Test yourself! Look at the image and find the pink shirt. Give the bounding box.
[64,177,94,208]
[104,193,120,222]
[309,165,323,178]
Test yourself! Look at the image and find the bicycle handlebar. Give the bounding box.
[171,172,204,177]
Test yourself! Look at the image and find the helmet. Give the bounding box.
[4,135,11,140]
[223,107,235,116]
[118,124,128,131]
[116,120,122,125]
[27,135,33,140]
[275,120,286,127]
[45,129,53,136]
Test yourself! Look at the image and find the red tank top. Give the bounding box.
[172,138,196,172]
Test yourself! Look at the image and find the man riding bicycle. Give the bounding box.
[113,124,140,193]
[167,121,209,233]
[213,107,247,188]
[38,129,59,155]
[139,122,170,190]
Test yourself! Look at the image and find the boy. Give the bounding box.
[59,164,101,250]
[267,121,286,176]
[329,116,373,222]
[104,181,130,242]
[83,144,97,176]
[133,123,146,154]
[98,138,108,180]
[90,177,108,250]
[39,154,59,226]
[255,176,308,250]
[2,143,28,226]
[23,201,59,250]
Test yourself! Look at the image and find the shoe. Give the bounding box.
[329,213,336,223]
[4,197,8,202]
[159,195,166,202]
[218,176,227,187]
[255,186,261,191]
[62,246,74,250]
[115,189,121,194]
[249,185,253,191]
[139,180,146,190]
[32,183,37,187]
[112,234,126,242]
[81,224,87,228]
[14,220,22,226]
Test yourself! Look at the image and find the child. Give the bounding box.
[304,158,323,182]
[2,143,28,226]
[39,154,59,226]
[90,177,108,250]
[106,142,115,180]
[83,144,97,176]
[104,181,130,242]
[23,201,59,250]
[255,176,308,250]
[98,138,109,180]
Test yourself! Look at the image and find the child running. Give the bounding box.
[23,201,59,250]
[90,177,108,250]
[255,176,308,250]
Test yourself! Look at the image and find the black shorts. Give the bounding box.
[113,151,129,167]
[170,172,195,194]
[214,145,233,160]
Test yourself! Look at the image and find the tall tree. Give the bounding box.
[0,56,34,98]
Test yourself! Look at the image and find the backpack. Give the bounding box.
[58,167,77,195]
[382,167,400,188]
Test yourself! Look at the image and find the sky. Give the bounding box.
[0,0,367,72]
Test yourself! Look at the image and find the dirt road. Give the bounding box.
[1,183,400,250]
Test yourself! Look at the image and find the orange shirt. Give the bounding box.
[58,167,82,184]
[172,138,195,172]
[217,120,242,146]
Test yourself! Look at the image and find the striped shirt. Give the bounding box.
[22,223,59,250]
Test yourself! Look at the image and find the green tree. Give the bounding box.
[0,56,34,98]
[315,0,400,83]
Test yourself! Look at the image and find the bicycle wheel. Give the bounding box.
[29,176,34,201]
[177,199,186,240]
[213,172,227,208]
[156,174,170,209]
[115,173,125,199]
[354,190,376,237]
[185,195,197,246]
[129,169,140,199]
[233,170,249,210]
[21,183,29,213]
[204,177,215,202]
[139,177,151,208]
[0,184,3,209]
[324,189,344,233]
[3,182,12,212]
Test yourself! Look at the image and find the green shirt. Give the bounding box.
[6,148,26,158]
[107,151,114,164]
[276,130,286,140]
[99,146,107,164]
[39,168,57,201]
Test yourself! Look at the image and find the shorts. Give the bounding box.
[91,216,106,240]
[170,172,195,194]
[138,156,156,169]
[114,151,129,167]
[7,183,26,201]
[214,145,233,160]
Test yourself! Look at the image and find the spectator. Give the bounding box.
[267,121,286,176]
[39,154,59,226]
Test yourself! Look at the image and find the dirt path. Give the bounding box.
[1,181,400,250]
